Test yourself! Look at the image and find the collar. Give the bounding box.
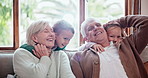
[20,44,36,56]
[54,46,66,51]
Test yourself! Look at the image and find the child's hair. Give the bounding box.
[104,23,120,31]
[53,20,75,34]
[103,22,127,37]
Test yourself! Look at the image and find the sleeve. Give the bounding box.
[117,15,148,53]
[13,49,51,78]
[79,42,96,51]
[70,53,84,78]
[59,51,76,78]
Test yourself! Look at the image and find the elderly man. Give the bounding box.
[70,15,148,78]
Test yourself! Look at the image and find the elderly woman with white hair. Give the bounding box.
[13,20,75,78]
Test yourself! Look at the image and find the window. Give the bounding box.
[0,0,141,50]
[20,0,79,50]
[86,0,125,24]
[0,0,13,47]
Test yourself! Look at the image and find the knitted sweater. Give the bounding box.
[13,48,75,78]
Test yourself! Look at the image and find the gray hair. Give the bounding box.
[81,18,99,38]
[26,20,50,46]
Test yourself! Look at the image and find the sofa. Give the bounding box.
[0,53,14,78]
[0,51,76,78]
[0,49,148,78]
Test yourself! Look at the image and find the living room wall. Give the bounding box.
[141,0,148,15]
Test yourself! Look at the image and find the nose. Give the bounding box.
[49,31,55,37]
[64,40,69,45]
[93,26,99,31]
[113,37,118,43]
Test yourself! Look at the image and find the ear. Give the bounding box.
[83,37,89,42]
[31,35,38,43]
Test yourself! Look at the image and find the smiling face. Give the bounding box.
[32,26,55,49]
[107,26,122,43]
[85,21,109,45]
[55,30,74,48]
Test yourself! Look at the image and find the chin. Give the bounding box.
[46,44,54,48]
[59,47,63,48]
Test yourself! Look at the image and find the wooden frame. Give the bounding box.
[0,0,19,50]
[79,0,85,45]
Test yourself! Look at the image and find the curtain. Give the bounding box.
[125,0,141,35]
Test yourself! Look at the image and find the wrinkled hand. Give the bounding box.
[32,44,51,59]
[92,44,105,52]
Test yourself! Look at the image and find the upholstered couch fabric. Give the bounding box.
[0,51,76,78]
[0,49,147,78]
[0,53,14,78]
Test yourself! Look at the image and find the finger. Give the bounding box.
[99,47,105,52]
[32,49,36,55]
[32,50,40,58]
[36,50,41,58]
[40,44,45,54]
[34,45,39,53]
[41,44,49,56]
[36,44,41,52]
[96,48,101,53]
[94,47,97,51]
[42,45,48,54]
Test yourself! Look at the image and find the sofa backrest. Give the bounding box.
[0,53,14,78]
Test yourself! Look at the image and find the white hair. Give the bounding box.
[26,20,50,46]
[81,18,99,38]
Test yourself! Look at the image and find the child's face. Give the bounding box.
[55,30,74,48]
[106,26,122,43]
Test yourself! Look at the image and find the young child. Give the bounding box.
[53,20,75,51]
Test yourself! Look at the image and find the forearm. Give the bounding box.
[79,42,96,51]
[118,15,148,53]
[118,15,148,28]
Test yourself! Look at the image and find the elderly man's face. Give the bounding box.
[85,21,108,44]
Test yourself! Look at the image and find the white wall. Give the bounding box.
[141,0,148,15]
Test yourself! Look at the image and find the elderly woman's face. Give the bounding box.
[33,26,55,48]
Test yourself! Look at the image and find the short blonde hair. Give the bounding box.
[26,20,50,46]
[81,18,99,38]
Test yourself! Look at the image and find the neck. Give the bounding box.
[47,48,52,53]
[101,41,110,47]
[46,46,52,52]
[96,39,110,47]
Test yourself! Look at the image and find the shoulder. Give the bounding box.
[14,48,35,58]
[52,50,68,58]
[14,48,30,55]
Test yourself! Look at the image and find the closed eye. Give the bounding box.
[87,26,94,31]
[109,36,114,38]
[117,36,121,38]
[64,38,70,41]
